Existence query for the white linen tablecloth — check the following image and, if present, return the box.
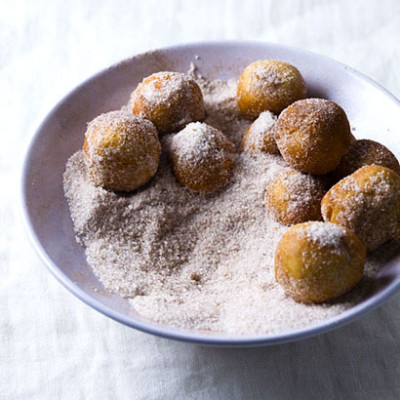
[2,0,400,398]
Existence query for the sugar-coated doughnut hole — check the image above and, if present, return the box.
[170,122,236,193]
[266,169,328,225]
[130,71,205,134]
[83,111,161,192]
[241,111,279,154]
[275,98,353,175]
[331,139,400,182]
[322,165,400,251]
[275,221,365,303]
[237,60,306,118]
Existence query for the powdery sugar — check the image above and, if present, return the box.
[64,75,390,335]
[131,71,194,106]
[169,122,235,164]
[302,222,346,249]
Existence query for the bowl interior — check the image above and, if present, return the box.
[22,42,400,346]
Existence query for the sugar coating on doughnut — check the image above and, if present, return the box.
[331,139,400,181]
[275,221,365,303]
[130,71,205,134]
[237,60,307,118]
[241,111,279,154]
[265,169,327,225]
[83,111,161,192]
[322,165,400,251]
[169,122,236,193]
[275,98,352,175]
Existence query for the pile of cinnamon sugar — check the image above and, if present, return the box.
[63,71,392,335]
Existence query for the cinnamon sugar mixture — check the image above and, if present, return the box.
[63,74,391,335]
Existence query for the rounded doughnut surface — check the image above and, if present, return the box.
[265,169,327,225]
[237,60,306,118]
[131,71,205,134]
[322,165,400,251]
[275,98,352,175]
[331,139,400,181]
[241,111,279,154]
[170,122,236,193]
[275,221,365,303]
[83,111,161,192]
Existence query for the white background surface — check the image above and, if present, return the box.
[3,0,400,398]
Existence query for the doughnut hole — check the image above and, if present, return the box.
[83,111,161,192]
[237,60,306,118]
[275,98,352,175]
[275,221,365,303]
[170,122,236,193]
[130,71,205,134]
[241,111,279,154]
[331,139,400,182]
[266,169,328,225]
[322,165,400,251]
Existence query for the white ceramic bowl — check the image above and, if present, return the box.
[21,41,400,346]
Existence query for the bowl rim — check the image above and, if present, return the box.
[20,40,400,347]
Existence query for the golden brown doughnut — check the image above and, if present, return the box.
[331,139,400,181]
[237,60,306,118]
[241,111,279,154]
[83,111,161,192]
[265,169,327,225]
[130,71,205,134]
[170,122,236,193]
[322,165,400,251]
[275,221,365,303]
[275,98,352,175]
